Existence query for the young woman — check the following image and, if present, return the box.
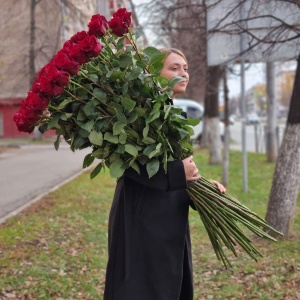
[104,48,226,300]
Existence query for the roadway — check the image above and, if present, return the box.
[228,120,285,153]
[0,142,92,223]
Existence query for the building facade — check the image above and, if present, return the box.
[0,0,139,138]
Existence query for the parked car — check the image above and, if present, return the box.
[173,98,224,142]
[246,112,260,125]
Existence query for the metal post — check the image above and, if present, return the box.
[266,61,278,161]
[240,0,248,192]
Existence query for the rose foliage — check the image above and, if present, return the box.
[14,8,282,268]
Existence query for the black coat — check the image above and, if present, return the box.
[104,160,194,300]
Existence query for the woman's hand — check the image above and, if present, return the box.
[182,155,201,181]
[210,180,227,193]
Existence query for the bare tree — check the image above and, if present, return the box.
[206,0,300,235]
[135,0,207,102]
[265,54,300,237]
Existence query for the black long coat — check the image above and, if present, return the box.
[103,160,194,300]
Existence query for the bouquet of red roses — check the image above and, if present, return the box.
[14,8,281,269]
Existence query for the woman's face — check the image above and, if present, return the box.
[160,52,189,98]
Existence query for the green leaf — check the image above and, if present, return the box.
[126,66,143,80]
[119,54,133,68]
[48,117,59,129]
[122,82,129,95]
[143,46,164,59]
[77,90,88,99]
[93,88,107,101]
[81,120,94,132]
[113,121,126,135]
[83,99,97,116]
[109,159,125,178]
[164,105,172,120]
[126,110,138,124]
[149,61,164,74]
[143,144,156,156]
[149,52,166,65]
[143,124,149,138]
[117,36,126,51]
[90,162,103,179]
[78,128,90,138]
[130,161,140,174]
[91,148,106,159]
[146,159,160,178]
[54,135,60,150]
[135,107,148,116]
[88,130,103,146]
[110,70,125,80]
[64,113,73,119]
[142,136,156,144]
[83,153,95,168]
[126,129,139,140]
[73,136,88,149]
[149,143,162,159]
[88,73,98,82]
[168,76,185,88]
[39,123,48,134]
[136,60,147,70]
[146,110,160,123]
[58,98,73,109]
[119,132,127,144]
[187,117,200,126]
[122,96,136,112]
[104,132,119,144]
[115,110,127,123]
[77,109,87,122]
[125,144,138,157]
[115,144,125,154]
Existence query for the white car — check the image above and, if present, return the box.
[173,98,224,142]
[246,112,260,125]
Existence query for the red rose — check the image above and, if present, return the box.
[88,14,108,37]
[62,31,89,54]
[77,35,103,58]
[69,31,89,45]
[14,101,40,133]
[108,8,132,37]
[69,45,89,64]
[33,63,69,97]
[26,91,49,111]
[53,49,81,75]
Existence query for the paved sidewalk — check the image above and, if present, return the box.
[0,142,92,224]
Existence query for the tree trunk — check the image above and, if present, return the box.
[265,55,300,237]
[202,65,222,164]
[207,117,221,164]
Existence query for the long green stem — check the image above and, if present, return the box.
[186,176,283,268]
